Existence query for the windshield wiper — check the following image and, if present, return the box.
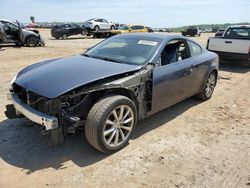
[93,56,124,64]
[82,54,124,64]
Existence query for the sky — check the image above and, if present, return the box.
[0,0,249,27]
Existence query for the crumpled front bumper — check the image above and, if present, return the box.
[10,93,58,130]
[38,35,45,46]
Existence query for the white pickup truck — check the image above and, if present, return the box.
[207,25,250,66]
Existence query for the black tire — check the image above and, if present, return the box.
[25,36,38,47]
[55,36,60,39]
[94,25,100,31]
[15,42,22,46]
[196,71,217,100]
[62,34,67,40]
[81,30,87,35]
[110,25,115,30]
[85,95,137,153]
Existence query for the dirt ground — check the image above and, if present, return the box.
[0,30,249,188]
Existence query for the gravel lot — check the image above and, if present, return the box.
[0,30,249,188]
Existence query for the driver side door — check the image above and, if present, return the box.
[1,21,20,42]
[151,39,198,114]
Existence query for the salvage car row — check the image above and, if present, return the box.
[0,18,153,45]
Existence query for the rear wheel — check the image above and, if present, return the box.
[196,72,217,100]
[110,25,115,30]
[55,36,60,39]
[85,95,137,153]
[26,36,38,47]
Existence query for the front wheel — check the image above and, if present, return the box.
[85,95,137,153]
[94,25,100,31]
[196,72,217,100]
[62,34,67,40]
[81,30,87,35]
[25,36,38,47]
[110,25,115,30]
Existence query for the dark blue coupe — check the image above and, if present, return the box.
[6,33,219,153]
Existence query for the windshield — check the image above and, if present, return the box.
[85,36,160,65]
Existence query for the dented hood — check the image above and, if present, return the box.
[15,55,142,98]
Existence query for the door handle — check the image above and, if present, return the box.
[225,41,232,44]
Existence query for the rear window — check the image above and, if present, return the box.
[225,28,250,39]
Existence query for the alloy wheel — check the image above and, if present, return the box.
[103,105,134,147]
[205,73,216,98]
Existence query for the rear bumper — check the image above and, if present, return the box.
[210,51,250,62]
[10,93,58,130]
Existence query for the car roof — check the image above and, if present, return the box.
[113,33,203,48]
[116,33,186,41]
[0,19,18,26]
[0,19,11,22]
[0,19,15,23]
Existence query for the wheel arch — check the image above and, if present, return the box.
[201,67,218,91]
[24,34,36,42]
[93,87,139,110]
[94,25,100,29]
[76,87,140,120]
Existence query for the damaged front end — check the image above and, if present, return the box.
[5,64,154,146]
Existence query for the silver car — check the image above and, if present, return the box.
[83,18,115,31]
[0,19,45,47]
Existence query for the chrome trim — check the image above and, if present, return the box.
[11,93,58,130]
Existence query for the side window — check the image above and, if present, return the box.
[0,22,3,31]
[161,40,190,66]
[1,21,19,34]
[102,19,108,23]
[187,41,202,57]
[70,23,74,27]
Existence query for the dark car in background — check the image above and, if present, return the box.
[146,27,154,33]
[6,33,218,153]
[182,27,201,37]
[51,23,86,39]
[215,29,225,37]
